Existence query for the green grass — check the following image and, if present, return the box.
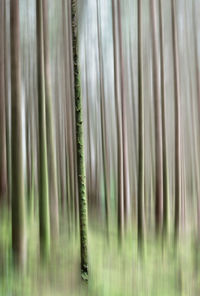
[0,211,199,296]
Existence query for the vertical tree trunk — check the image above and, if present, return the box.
[117,0,130,228]
[137,0,145,244]
[171,0,181,240]
[10,0,26,268]
[84,34,92,212]
[192,0,200,238]
[42,0,59,240]
[97,0,109,237]
[36,0,50,258]
[159,0,169,236]
[112,0,124,244]
[0,0,7,203]
[71,0,88,279]
[151,0,163,235]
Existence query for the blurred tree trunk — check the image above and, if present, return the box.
[4,0,11,207]
[192,0,200,238]
[84,35,92,212]
[151,0,163,235]
[10,0,26,268]
[71,0,88,279]
[112,0,124,243]
[42,0,59,240]
[97,0,109,237]
[137,0,145,244]
[171,0,181,240]
[159,0,169,236]
[117,0,130,228]
[36,0,50,258]
[62,0,72,220]
[64,0,79,231]
[0,0,7,203]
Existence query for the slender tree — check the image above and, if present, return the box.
[137,0,145,244]
[71,0,88,279]
[117,0,130,228]
[10,0,26,267]
[42,0,59,239]
[192,0,200,238]
[97,0,109,236]
[171,0,181,239]
[151,0,163,235]
[112,0,124,244]
[36,0,50,258]
[0,0,7,203]
[159,0,169,236]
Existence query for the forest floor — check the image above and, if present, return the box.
[0,213,200,296]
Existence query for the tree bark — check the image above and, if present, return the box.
[71,0,88,279]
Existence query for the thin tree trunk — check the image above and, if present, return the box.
[137,0,145,244]
[36,0,50,258]
[117,0,130,228]
[42,0,59,240]
[97,0,109,237]
[151,0,163,235]
[171,0,181,240]
[0,0,7,203]
[71,0,88,279]
[10,0,26,268]
[112,0,124,244]
[159,0,169,236]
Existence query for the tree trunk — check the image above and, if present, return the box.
[117,0,130,229]
[36,0,50,258]
[151,0,163,235]
[137,0,145,244]
[0,0,7,203]
[71,0,88,280]
[112,0,124,244]
[159,0,169,236]
[10,0,26,268]
[171,0,181,240]
[97,0,109,237]
[42,0,59,240]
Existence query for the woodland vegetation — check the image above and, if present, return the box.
[0,0,200,295]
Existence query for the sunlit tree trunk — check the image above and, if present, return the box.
[171,0,181,240]
[10,0,26,268]
[151,0,163,235]
[71,0,88,279]
[36,0,50,258]
[0,0,7,203]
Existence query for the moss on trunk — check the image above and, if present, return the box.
[71,0,88,280]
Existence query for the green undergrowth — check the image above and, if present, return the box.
[0,211,199,295]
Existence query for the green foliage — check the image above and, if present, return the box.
[0,214,199,295]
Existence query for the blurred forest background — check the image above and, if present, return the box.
[1,0,200,295]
